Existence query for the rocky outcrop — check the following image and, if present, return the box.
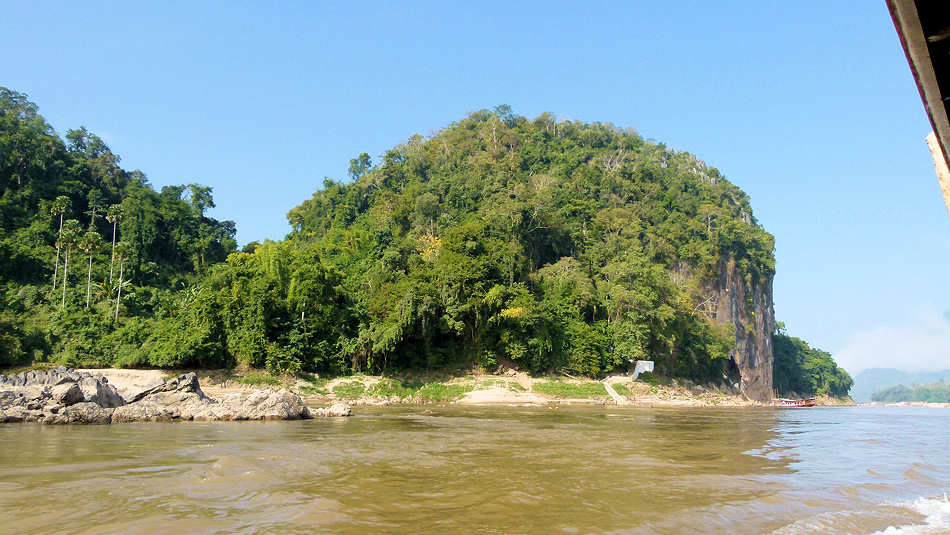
[312,402,353,417]
[0,367,125,424]
[111,375,315,422]
[0,368,340,424]
[710,257,775,401]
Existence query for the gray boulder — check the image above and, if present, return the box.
[77,376,124,408]
[114,373,312,421]
[127,372,205,403]
[64,402,114,424]
[3,405,42,423]
[1,369,320,424]
[313,402,352,417]
[51,383,84,406]
[205,389,313,420]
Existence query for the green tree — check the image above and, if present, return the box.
[113,241,129,321]
[106,204,123,283]
[348,152,372,180]
[50,195,71,289]
[58,219,82,308]
[773,333,852,397]
[78,229,103,307]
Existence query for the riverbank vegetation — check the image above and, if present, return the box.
[772,331,852,398]
[1,88,851,396]
[871,381,950,403]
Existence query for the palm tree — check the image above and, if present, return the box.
[58,219,81,308]
[106,204,123,283]
[78,230,103,307]
[113,241,129,321]
[50,196,71,289]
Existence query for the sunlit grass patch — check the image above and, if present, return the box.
[532,381,607,398]
[612,383,631,397]
[332,380,366,399]
[417,382,474,402]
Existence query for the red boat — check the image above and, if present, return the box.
[774,397,817,408]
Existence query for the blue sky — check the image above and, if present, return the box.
[3,1,949,373]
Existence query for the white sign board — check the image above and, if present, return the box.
[633,360,654,380]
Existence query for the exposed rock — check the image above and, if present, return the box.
[127,372,205,403]
[64,402,113,424]
[208,389,313,420]
[51,383,84,406]
[111,400,181,423]
[312,402,352,417]
[3,405,41,423]
[0,369,322,424]
[710,256,775,401]
[113,377,311,422]
[77,376,125,408]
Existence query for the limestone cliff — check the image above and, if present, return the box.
[710,257,775,401]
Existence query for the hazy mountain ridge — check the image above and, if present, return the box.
[851,368,950,402]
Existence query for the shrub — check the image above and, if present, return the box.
[368,378,419,399]
[637,371,659,386]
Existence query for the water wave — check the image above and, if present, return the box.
[874,495,950,535]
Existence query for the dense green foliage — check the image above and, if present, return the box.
[3,89,846,386]
[279,106,775,379]
[871,381,950,403]
[772,332,853,397]
[0,87,237,367]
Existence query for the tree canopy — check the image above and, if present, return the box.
[280,108,775,379]
[0,88,848,393]
[0,87,237,368]
[772,331,853,397]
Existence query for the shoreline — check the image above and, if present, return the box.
[857,401,950,408]
[75,368,855,409]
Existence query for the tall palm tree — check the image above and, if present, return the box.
[58,219,81,308]
[78,229,103,307]
[113,241,129,321]
[50,196,71,289]
[106,204,123,283]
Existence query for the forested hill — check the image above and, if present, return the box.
[283,107,777,386]
[1,89,851,398]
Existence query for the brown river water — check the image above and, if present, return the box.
[0,406,948,534]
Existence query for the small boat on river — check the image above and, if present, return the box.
[774,397,817,408]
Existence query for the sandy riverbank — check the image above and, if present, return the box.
[73,368,810,408]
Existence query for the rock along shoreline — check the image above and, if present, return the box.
[0,367,351,424]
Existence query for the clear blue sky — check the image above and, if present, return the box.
[4,1,949,373]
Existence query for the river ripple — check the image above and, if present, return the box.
[0,406,947,534]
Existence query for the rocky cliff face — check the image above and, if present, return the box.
[711,257,775,401]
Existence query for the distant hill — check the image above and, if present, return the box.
[871,381,950,403]
[851,368,950,402]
